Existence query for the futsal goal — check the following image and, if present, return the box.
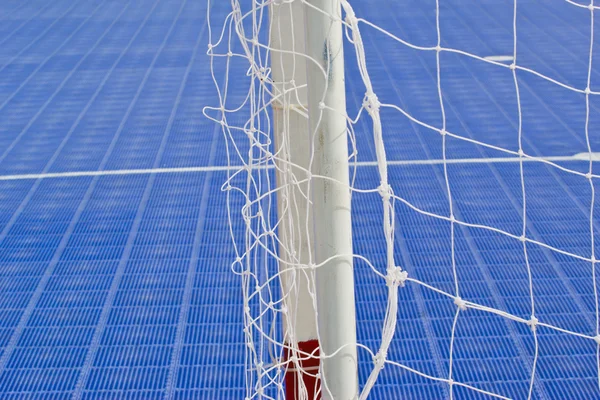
[205,0,600,399]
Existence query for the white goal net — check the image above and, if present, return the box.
[205,0,600,399]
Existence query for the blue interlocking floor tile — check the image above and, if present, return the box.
[0,0,600,398]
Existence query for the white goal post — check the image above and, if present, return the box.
[270,0,358,398]
[207,0,405,398]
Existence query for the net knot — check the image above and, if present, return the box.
[594,335,600,345]
[363,92,380,115]
[527,316,539,332]
[378,182,393,201]
[454,297,467,311]
[373,351,387,369]
[344,9,358,27]
[386,266,408,287]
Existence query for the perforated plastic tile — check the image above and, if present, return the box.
[0,0,599,398]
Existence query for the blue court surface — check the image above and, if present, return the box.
[0,0,600,398]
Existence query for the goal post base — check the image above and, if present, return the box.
[285,339,321,400]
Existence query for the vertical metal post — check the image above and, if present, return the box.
[270,1,321,399]
[304,0,359,398]
[271,0,358,398]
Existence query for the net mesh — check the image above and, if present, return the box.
[204,0,600,398]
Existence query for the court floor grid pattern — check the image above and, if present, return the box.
[0,0,599,398]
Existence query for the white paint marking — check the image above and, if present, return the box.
[483,55,514,62]
[0,166,240,181]
[0,153,597,182]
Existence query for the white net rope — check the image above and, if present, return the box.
[204,0,600,399]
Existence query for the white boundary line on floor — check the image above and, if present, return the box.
[0,153,596,181]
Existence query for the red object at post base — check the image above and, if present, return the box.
[284,339,321,400]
